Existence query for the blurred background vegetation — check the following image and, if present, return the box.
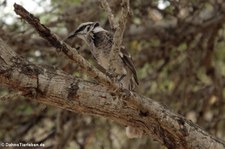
[0,0,225,148]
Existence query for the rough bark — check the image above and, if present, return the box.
[0,38,225,149]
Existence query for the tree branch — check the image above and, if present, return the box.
[101,0,131,75]
[0,38,225,149]
[100,0,116,29]
[111,0,130,52]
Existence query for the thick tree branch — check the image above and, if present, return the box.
[0,38,225,149]
[13,3,118,91]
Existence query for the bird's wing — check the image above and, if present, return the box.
[119,46,139,85]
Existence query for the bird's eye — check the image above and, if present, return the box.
[94,22,99,27]
[86,26,91,31]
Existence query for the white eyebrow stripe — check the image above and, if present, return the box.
[75,22,95,33]
[77,22,94,28]
[80,22,95,26]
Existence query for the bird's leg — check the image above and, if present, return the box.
[106,68,116,78]
[115,74,125,89]
[117,88,132,99]
[116,76,133,98]
[106,68,124,90]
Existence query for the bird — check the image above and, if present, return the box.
[65,22,142,138]
[65,22,138,90]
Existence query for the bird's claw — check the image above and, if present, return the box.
[106,69,116,78]
[117,88,132,99]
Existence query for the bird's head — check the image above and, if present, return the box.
[66,22,106,41]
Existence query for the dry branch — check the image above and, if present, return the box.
[100,0,116,29]
[101,0,131,75]
[111,0,130,54]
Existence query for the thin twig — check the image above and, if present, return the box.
[112,1,130,50]
[109,0,130,74]
[100,0,117,29]
[100,0,130,56]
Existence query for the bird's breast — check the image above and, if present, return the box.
[96,51,110,70]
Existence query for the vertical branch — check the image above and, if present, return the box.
[111,0,130,53]
[100,0,131,75]
[110,0,130,74]
[100,0,117,29]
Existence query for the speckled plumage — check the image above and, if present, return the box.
[66,22,138,90]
